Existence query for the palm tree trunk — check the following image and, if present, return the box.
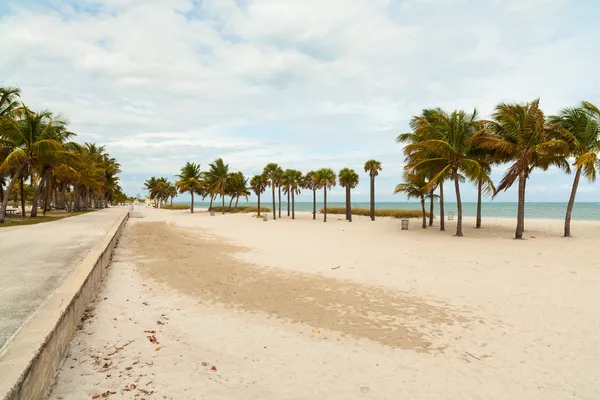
[42,180,52,216]
[257,193,261,217]
[515,171,527,239]
[0,181,3,204]
[170,197,173,206]
[61,185,67,210]
[323,187,328,222]
[0,165,25,224]
[476,179,483,228]
[428,189,434,226]
[421,197,426,229]
[278,185,281,218]
[439,181,445,231]
[348,187,353,222]
[292,190,295,219]
[31,170,50,217]
[0,165,25,223]
[271,185,276,220]
[369,175,375,221]
[345,186,350,221]
[20,175,26,216]
[312,188,316,220]
[453,169,463,237]
[190,191,194,213]
[228,196,234,210]
[235,196,239,208]
[475,179,483,229]
[221,187,225,214]
[209,195,213,211]
[287,191,290,216]
[564,166,581,237]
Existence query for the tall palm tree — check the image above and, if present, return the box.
[338,168,359,222]
[284,169,303,219]
[262,163,280,220]
[249,174,267,216]
[550,101,600,237]
[399,113,448,231]
[364,160,382,221]
[227,171,250,208]
[476,100,571,239]
[281,170,291,217]
[404,108,486,237]
[317,168,336,222]
[205,158,230,214]
[304,170,320,220]
[0,108,65,223]
[274,166,284,218]
[175,162,202,213]
[394,171,429,229]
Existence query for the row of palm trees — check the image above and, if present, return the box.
[397,99,600,238]
[146,159,384,222]
[0,86,125,223]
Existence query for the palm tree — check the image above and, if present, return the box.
[550,101,600,237]
[227,172,250,208]
[304,170,320,220]
[338,168,359,222]
[249,174,267,216]
[175,162,202,213]
[0,108,66,223]
[476,99,571,239]
[399,113,448,231]
[284,169,303,219]
[403,108,486,237]
[282,169,293,217]
[0,86,21,118]
[205,158,230,214]
[394,171,429,229]
[364,160,382,221]
[317,168,336,222]
[262,163,280,220]
[274,166,284,218]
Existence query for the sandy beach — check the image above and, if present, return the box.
[49,209,600,399]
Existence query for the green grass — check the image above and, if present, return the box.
[0,210,93,228]
[162,204,191,210]
[210,206,271,214]
[320,207,428,219]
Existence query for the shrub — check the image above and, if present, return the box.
[210,206,271,214]
[319,207,428,219]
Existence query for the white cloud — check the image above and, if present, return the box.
[1,0,598,202]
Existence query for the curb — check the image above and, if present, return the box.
[0,210,129,400]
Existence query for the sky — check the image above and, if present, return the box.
[1,0,599,203]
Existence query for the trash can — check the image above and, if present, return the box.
[401,219,409,230]
[210,210,215,216]
[263,215,268,221]
[448,212,454,220]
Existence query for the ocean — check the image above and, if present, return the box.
[176,201,600,221]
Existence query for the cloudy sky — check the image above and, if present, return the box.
[1,0,599,203]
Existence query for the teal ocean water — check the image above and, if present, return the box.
[179,201,600,221]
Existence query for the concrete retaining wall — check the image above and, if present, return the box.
[0,211,129,400]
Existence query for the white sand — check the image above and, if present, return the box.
[49,209,600,399]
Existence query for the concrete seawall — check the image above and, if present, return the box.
[0,210,129,400]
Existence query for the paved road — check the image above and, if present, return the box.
[0,208,128,350]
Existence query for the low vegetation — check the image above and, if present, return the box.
[161,204,191,210]
[320,207,427,219]
[211,206,271,214]
[0,211,92,228]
